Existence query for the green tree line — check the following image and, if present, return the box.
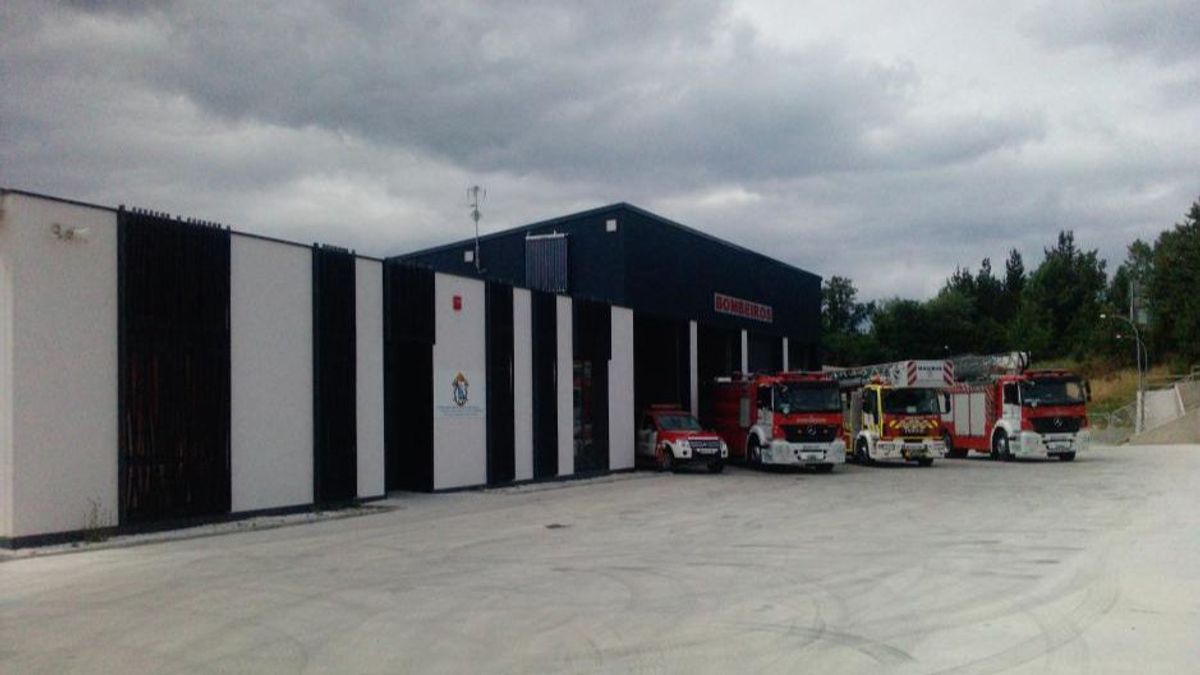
[822,196,1200,369]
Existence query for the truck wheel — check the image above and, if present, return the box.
[991,432,1006,461]
[944,432,966,459]
[746,438,762,467]
[657,445,672,472]
[854,439,871,465]
[1059,452,1076,462]
[708,460,725,474]
[916,458,934,467]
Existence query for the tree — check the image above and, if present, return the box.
[822,275,871,334]
[1000,248,1025,324]
[821,275,879,365]
[1148,198,1200,362]
[1019,231,1108,360]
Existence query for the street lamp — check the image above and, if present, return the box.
[1100,313,1146,433]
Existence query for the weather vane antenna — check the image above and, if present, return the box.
[468,185,486,273]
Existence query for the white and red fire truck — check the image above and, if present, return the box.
[829,360,952,466]
[710,372,845,472]
[636,405,728,473]
[942,352,1091,461]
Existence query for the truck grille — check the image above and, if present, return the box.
[782,425,839,443]
[1030,416,1082,434]
[689,438,722,452]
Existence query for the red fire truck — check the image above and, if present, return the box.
[710,372,845,472]
[829,360,952,466]
[942,352,1091,461]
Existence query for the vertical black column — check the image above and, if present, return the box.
[531,291,558,479]
[118,208,231,525]
[313,245,357,503]
[383,262,435,492]
[572,299,611,474]
[486,282,516,485]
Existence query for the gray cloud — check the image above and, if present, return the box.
[1,0,1197,301]
[1022,0,1200,64]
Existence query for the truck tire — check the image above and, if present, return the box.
[1059,452,1076,462]
[991,432,1006,461]
[746,437,762,467]
[657,445,672,472]
[854,439,871,465]
[916,458,934,467]
[944,432,967,459]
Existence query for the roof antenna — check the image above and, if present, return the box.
[468,185,486,273]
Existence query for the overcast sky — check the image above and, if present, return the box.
[2,1,1197,299]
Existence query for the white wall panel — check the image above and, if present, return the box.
[609,306,635,471]
[556,295,574,476]
[433,274,487,490]
[0,194,118,538]
[356,259,385,499]
[230,235,314,513]
[512,289,534,481]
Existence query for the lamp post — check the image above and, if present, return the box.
[1101,313,1146,433]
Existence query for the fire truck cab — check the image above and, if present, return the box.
[943,353,1091,461]
[832,360,951,466]
[710,372,846,472]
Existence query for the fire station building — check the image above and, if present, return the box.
[0,190,820,547]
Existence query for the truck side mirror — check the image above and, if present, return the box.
[1084,380,1092,403]
[738,397,751,428]
[942,393,951,414]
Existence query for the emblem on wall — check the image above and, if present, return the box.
[452,372,470,407]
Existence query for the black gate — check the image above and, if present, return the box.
[486,282,516,485]
[384,262,435,492]
[531,291,558,478]
[118,208,231,525]
[313,245,357,503]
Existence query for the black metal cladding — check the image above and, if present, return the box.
[486,282,516,485]
[526,234,569,293]
[312,245,357,503]
[395,203,820,355]
[573,299,610,474]
[383,261,436,492]
[531,290,558,479]
[117,208,231,525]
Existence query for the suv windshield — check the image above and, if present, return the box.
[881,388,941,415]
[775,382,840,414]
[1019,378,1085,406]
[656,413,702,431]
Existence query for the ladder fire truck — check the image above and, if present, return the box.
[829,360,952,466]
[942,352,1091,461]
[710,372,845,472]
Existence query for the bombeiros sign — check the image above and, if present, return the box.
[713,292,773,323]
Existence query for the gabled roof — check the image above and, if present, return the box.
[392,201,817,280]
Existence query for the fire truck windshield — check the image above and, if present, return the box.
[656,413,703,431]
[881,388,941,415]
[774,383,840,414]
[1020,378,1085,406]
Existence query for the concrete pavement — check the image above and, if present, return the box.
[2,445,1199,673]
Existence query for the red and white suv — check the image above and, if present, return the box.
[637,405,728,473]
